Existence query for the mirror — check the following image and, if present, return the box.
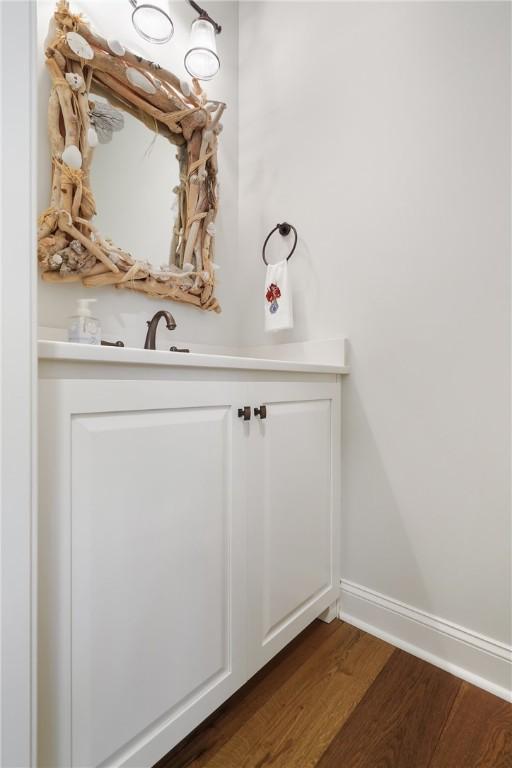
[37,0,225,313]
[91,102,180,268]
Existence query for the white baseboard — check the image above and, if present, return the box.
[340,579,512,702]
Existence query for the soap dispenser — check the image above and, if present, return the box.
[68,298,101,345]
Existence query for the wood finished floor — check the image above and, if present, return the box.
[156,620,512,768]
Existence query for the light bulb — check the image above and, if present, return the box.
[184,17,220,80]
[129,0,174,45]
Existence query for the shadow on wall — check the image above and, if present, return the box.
[339,342,479,666]
[341,353,432,612]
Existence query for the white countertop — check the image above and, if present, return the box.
[38,340,349,375]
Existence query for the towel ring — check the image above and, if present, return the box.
[262,222,298,266]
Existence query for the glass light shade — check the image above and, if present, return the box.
[131,2,174,44]
[184,17,220,80]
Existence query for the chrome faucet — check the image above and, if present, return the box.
[144,310,177,350]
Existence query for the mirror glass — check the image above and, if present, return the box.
[91,100,180,268]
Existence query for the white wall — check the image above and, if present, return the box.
[1,3,37,764]
[239,0,511,651]
[37,0,239,348]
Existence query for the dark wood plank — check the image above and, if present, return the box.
[204,623,392,768]
[157,628,510,768]
[156,619,341,768]
[429,682,512,768]
[158,620,392,768]
[317,649,462,768]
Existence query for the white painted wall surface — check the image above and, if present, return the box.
[37,0,239,348]
[1,2,37,764]
[239,1,511,649]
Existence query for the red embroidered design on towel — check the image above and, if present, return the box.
[266,282,281,314]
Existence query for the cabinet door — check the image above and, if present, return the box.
[39,379,247,768]
[246,381,340,674]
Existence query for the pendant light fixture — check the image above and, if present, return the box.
[184,0,222,81]
[129,0,174,45]
[128,0,221,81]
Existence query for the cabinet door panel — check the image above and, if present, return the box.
[248,385,340,673]
[72,407,230,767]
[39,381,246,768]
[261,400,331,634]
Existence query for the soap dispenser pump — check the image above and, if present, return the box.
[68,298,101,345]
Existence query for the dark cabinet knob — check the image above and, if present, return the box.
[254,405,267,419]
[238,406,251,421]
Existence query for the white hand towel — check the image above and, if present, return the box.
[264,259,293,332]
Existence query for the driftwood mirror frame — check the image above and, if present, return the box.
[38,1,224,313]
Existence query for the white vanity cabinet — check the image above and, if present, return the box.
[38,344,344,768]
